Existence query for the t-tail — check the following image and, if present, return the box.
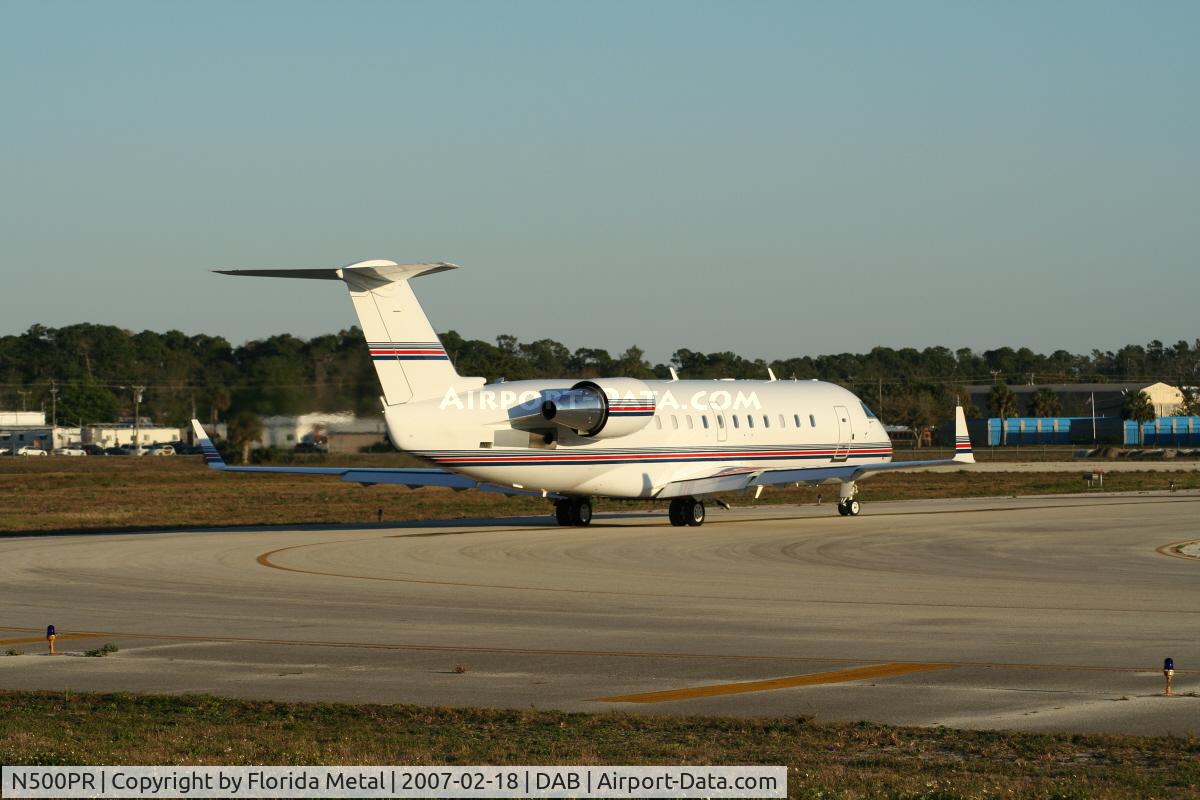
[216,260,481,406]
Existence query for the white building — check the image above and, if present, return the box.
[0,411,82,453]
[83,424,182,448]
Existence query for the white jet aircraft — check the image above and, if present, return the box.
[191,260,974,527]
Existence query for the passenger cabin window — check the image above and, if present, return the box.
[654,417,662,430]
[732,415,740,429]
[809,414,817,427]
[702,415,710,429]
[686,416,694,429]
[779,414,785,427]
[747,416,754,429]
[671,415,678,429]
[794,414,801,427]
[763,415,770,428]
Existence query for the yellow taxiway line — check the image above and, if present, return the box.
[0,633,104,646]
[595,662,955,703]
[1156,539,1200,560]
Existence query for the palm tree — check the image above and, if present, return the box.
[1121,389,1155,446]
[1029,388,1062,418]
[989,382,1019,445]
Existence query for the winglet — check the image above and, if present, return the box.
[952,405,975,464]
[191,419,227,469]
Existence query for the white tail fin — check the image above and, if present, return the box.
[217,260,474,405]
[952,404,975,464]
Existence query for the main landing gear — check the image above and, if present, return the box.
[554,497,592,526]
[836,481,861,516]
[667,497,706,527]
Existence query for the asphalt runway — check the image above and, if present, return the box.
[2,492,1198,735]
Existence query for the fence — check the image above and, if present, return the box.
[963,416,1200,446]
[1125,416,1200,446]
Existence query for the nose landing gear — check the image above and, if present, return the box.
[836,481,861,516]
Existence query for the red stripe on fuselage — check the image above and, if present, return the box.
[430,448,893,464]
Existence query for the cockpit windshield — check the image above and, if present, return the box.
[861,402,878,419]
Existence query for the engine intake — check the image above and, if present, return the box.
[541,379,656,439]
[541,386,606,435]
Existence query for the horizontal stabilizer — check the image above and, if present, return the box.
[216,260,458,287]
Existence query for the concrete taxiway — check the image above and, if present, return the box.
[1,492,1198,735]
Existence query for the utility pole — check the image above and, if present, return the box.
[133,385,145,453]
[17,389,30,412]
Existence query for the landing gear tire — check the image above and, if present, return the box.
[837,499,861,517]
[668,499,687,527]
[569,498,592,526]
[554,500,572,526]
[684,498,705,527]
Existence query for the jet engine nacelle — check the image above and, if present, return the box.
[541,378,656,439]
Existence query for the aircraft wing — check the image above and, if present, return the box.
[190,420,554,498]
[656,405,975,499]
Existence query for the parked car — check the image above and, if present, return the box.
[81,444,107,456]
[147,444,175,456]
[105,446,128,456]
[16,447,49,456]
[52,447,87,456]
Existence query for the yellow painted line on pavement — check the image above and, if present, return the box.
[0,633,104,646]
[596,662,954,704]
[1156,539,1200,560]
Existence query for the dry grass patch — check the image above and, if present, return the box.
[0,456,1197,536]
[0,691,1197,798]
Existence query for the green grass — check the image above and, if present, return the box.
[83,642,120,657]
[0,457,1197,535]
[0,691,1197,798]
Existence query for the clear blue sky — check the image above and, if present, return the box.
[3,1,1196,363]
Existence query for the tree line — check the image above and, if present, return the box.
[1,323,1197,431]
